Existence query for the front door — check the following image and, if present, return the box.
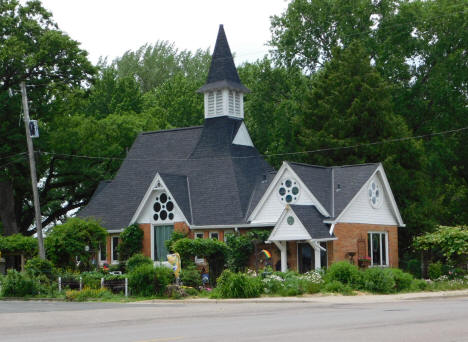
[298,243,314,273]
[154,225,173,261]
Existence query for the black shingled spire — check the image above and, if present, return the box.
[197,25,250,93]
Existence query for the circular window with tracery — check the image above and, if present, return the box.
[153,192,175,221]
[368,180,382,208]
[278,178,300,204]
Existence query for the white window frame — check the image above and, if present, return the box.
[368,231,389,267]
[223,230,234,243]
[209,231,220,240]
[99,243,107,264]
[195,232,205,264]
[111,236,119,264]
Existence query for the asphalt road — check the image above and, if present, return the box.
[1,296,467,342]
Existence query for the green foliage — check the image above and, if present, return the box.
[65,287,113,302]
[172,238,228,284]
[45,218,107,270]
[414,226,468,265]
[24,257,55,280]
[180,264,201,288]
[385,268,414,292]
[361,267,396,294]
[216,270,263,298]
[428,262,444,281]
[128,264,174,297]
[164,231,187,253]
[0,234,37,257]
[322,280,354,296]
[226,234,253,272]
[325,262,362,288]
[80,271,103,289]
[0,269,38,297]
[126,253,153,273]
[405,259,422,279]
[118,224,144,262]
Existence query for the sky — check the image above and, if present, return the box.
[39,0,290,65]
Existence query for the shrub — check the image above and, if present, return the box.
[325,261,361,288]
[405,259,422,278]
[362,267,395,294]
[0,270,39,297]
[118,224,144,262]
[386,268,414,292]
[216,270,263,298]
[180,264,201,288]
[164,231,187,253]
[65,287,113,302]
[25,257,55,280]
[226,234,253,272]
[428,262,443,280]
[410,279,430,291]
[126,253,153,273]
[0,234,37,257]
[322,280,354,295]
[128,264,174,297]
[81,271,104,289]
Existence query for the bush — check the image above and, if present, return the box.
[386,268,414,292]
[428,262,443,280]
[362,267,395,293]
[405,259,422,278]
[126,253,153,273]
[226,234,253,272]
[0,234,37,257]
[65,287,113,302]
[81,271,104,289]
[118,224,144,262]
[0,270,39,297]
[216,270,263,298]
[180,265,201,288]
[128,264,174,297]
[322,280,354,295]
[325,261,361,288]
[410,279,430,291]
[25,257,55,280]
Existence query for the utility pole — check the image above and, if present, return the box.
[20,81,45,259]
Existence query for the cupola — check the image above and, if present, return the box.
[197,25,250,119]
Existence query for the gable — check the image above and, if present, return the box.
[268,208,312,241]
[338,170,400,226]
[131,174,187,226]
[232,122,254,147]
[250,164,329,224]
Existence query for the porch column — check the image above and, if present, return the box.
[273,241,287,272]
[308,240,324,270]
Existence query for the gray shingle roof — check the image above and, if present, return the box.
[288,162,379,219]
[290,205,335,240]
[79,117,273,230]
[197,25,249,93]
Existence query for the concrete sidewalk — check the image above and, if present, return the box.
[134,289,468,305]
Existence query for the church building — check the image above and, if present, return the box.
[79,25,404,272]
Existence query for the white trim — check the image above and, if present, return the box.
[150,225,155,260]
[209,231,220,240]
[248,162,330,222]
[223,230,235,242]
[329,164,405,227]
[368,231,390,267]
[190,222,275,230]
[129,172,189,226]
[111,235,119,264]
[107,229,123,234]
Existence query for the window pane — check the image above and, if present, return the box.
[100,243,106,261]
[381,233,387,265]
[372,234,380,265]
[210,233,219,240]
[112,237,119,261]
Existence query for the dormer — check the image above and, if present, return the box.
[197,25,250,119]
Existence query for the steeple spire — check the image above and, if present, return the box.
[198,25,249,119]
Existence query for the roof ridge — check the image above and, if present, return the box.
[287,161,330,169]
[332,162,380,168]
[288,161,380,169]
[141,125,203,135]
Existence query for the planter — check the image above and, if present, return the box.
[358,259,371,268]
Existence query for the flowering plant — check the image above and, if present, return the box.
[359,256,371,262]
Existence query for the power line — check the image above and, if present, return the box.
[37,125,468,162]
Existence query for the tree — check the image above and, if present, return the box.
[0,0,94,235]
[44,218,107,270]
[118,224,144,262]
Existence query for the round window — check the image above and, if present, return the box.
[153,192,175,221]
[277,178,299,203]
[368,180,382,208]
[287,216,294,225]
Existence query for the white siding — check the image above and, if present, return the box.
[252,169,315,224]
[232,122,254,147]
[269,209,311,241]
[136,189,185,224]
[339,173,399,225]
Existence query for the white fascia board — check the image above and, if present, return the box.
[331,163,405,227]
[129,172,188,226]
[107,229,123,234]
[190,222,276,230]
[266,206,290,241]
[248,162,330,222]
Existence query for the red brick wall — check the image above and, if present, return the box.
[174,221,192,238]
[139,223,151,258]
[331,223,399,267]
[106,235,112,264]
